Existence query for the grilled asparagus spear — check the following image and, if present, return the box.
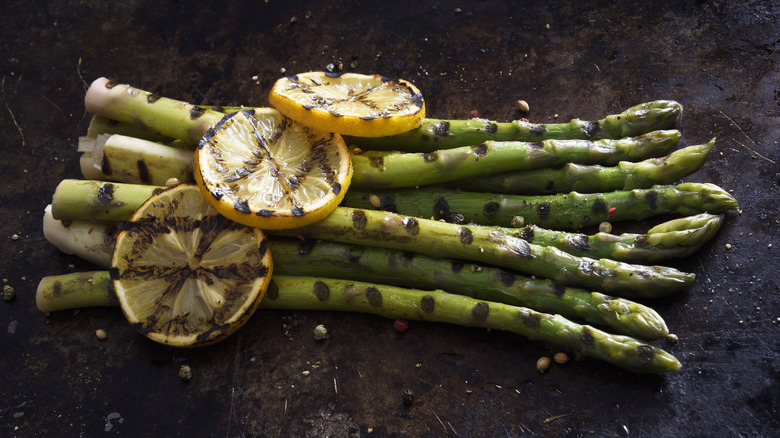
[349,130,680,189]
[449,141,714,195]
[84,77,223,145]
[345,182,738,229]
[49,179,724,265]
[514,213,723,263]
[41,209,669,339]
[75,131,690,192]
[36,272,681,373]
[49,180,696,297]
[342,100,683,152]
[84,78,681,154]
[276,207,696,298]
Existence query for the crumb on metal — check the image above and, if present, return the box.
[2,285,15,301]
[179,365,193,381]
[313,324,328,341]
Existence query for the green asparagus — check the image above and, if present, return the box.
[84,77,225,145]
[74,129,684,192]
[84,78,681,155]
[37,271,119,312]
[269,239,670,339]
[342,100,683,152]
[40,209,669,339]
[35,272,681,373]
[514,213,723,263]
[449,140,715,195]
[277,207,696,298]
[79,134,194,185]
[48,179,725,265]
[350,130,680,189]
[48,180,696,298]
[87,115,177,144]
[51,179,162,222]
[42,205,118,267]
[344,183,738,229]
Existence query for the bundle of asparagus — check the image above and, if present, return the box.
[37,82,738,374]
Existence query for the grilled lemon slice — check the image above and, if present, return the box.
[111,184,273,347]
[194,108,352,230]
[268,72,425,137]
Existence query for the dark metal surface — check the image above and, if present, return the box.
[2,1,778,436]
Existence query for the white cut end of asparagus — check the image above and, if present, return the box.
[43,205,113,268]
[84,77,113,115]
[78,134,110,180]
[43,205,75,254]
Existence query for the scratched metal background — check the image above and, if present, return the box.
[1,1,778,436]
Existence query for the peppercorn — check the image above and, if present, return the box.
[402,389,415,406]
[393,319,409,333]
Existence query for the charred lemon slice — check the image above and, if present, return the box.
[111,184,273,347]
[194,108,352,230]
[268,72,425,137]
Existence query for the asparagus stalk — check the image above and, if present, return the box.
[278,207,696,298]
[87,115,176,144]
[51,179,162,222]
[48,180,695,298]
[41,209,669,339]
[344,182,739,229]
[36,272,681,373]
[268,276,680,373]
[54,176,727,265]
[37,271,118,312]
[84,77,681,154]
[449,140,715,195]
[42,205,117,267]
[47,180,724,265]
[515,213,724,263]
[342,100,683,152]
[350,130,680,189]
[74,130,682,192]
[84,77,225,145]
[79,134,194,185]
[269,239,669,339]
